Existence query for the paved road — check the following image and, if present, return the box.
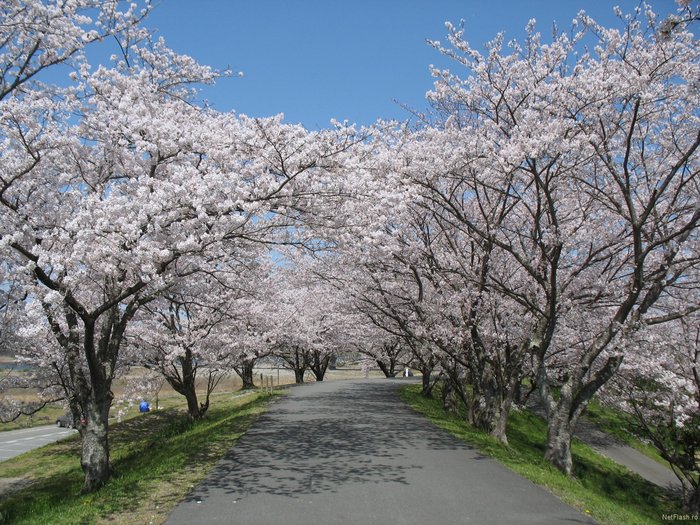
[0,425,76,462]
[167,379,595,525]
[575,420,680,490]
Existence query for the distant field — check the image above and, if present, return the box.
[1,364,388,431]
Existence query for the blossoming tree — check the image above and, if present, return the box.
[0,0,356,492]
[422,3,700,473]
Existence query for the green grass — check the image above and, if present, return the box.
[400,385,681,525]
[0,391,278,525]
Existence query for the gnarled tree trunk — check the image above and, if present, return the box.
[538,355,623,475]
[162,347,212,420]
[421,365,435,397]
[80,395,112,492]
[472,386,512,445]
[544,410,574,475]
[54,302,139,493]
[470,362,520,445]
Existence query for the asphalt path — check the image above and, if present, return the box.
[574,420,680,490]
[0,425,76,462]
[167,379,596,525]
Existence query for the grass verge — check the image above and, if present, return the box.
[0,391,278,525]
[400,384,681,525]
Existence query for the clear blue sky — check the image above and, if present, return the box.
[146,0,679,129]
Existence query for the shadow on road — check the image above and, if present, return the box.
[183,380,476,500]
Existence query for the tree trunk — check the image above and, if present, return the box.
[376,360,397,378]
[80,396,111,493]
[310,352,331,381]
[73,306,134,493]
[472,374,512,444]
[538,355,622,475]
[421,368,434,397]
[281,346,308,384]
[441,380,460,413]
[241,369,255,389]
[544,410,574,476]
[163,352,206,420]
[473,396,510,444]
[489,403,510,444]
[180,349,206,419]
[235,360,256,389]
[540,382,577,477]
[183,384,204,420]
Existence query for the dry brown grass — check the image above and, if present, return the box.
[1,365,387,431]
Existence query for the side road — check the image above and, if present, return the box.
[167,379,595,525]
[525,397,680,491]
[574,419,680,490]
[0,425,75,462]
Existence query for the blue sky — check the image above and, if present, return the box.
[146,1,679,129]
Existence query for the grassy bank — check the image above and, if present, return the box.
[0,391,277,525]
[400,384,680,525]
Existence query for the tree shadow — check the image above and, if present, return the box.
[183,380,476,501]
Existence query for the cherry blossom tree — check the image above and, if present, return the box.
[146,259,276,393]
[346,322,408,379]
[370,339,408,379]
[0,1,357,492]
[227,294,274,390]
[348,253,442,396]
[267,269,345,383]
[310,128,526,442]
[0,0,156,428]
[0,278,65,422]
[129,273,241,420]
[315,189,443,397]
[0,0,152,102]
[4,0,697,497]
[421,3,700,472]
